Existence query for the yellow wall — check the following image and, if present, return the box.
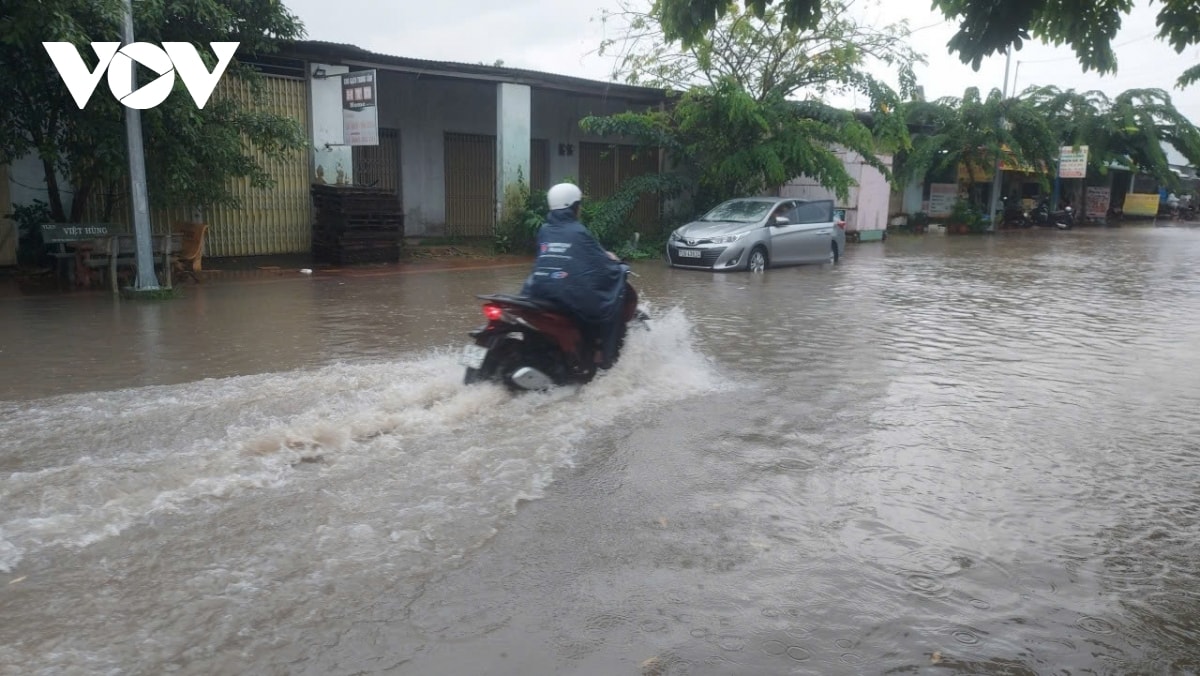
[1123,193,1160,217]
[84,75,312,257]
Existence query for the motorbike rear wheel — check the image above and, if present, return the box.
[470,337,569,392]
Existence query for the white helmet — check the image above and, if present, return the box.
[547,182,583,211]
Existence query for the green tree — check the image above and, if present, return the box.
[653,0,1200,88]
[597,0,923,104]
[0,0,308,223]
[1023,86,1200,190]
[896,87,1059,203]
[583,1,915,218]
[583,79,892,215]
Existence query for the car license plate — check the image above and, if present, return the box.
[678,248,701,258]
[460,344,488,369]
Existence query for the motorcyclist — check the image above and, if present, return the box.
[520,182,626,369]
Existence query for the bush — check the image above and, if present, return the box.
[948,198,986,233]
[7,200,53,267]
[493,170,547,254]
[494,172,684,260]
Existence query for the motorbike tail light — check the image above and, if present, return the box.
[483,304,504,321]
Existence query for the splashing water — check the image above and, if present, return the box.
[0,305,722,577]
[0,305,729,673]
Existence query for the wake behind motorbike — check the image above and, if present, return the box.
[459,265,649,391]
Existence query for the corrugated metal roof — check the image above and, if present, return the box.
[280,40,669,102]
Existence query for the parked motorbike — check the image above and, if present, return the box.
[1054,205,1075,229]
[1001,200,1030,228]
[459,264,649,391]
[1033,199,1075,230]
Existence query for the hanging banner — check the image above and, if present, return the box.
[928,183,958,217]
[1085,187,1110,218]
[342,69,379,146]
[1123,193,1160,217]
[1058,146,1089,178]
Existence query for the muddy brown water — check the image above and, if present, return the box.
[2,226,1199,674]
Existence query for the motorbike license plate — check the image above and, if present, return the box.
[678,248,701,258]
[460,344,488,369]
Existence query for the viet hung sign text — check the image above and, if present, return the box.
[43,42,239,110]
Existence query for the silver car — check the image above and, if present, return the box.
[665,197,846,272]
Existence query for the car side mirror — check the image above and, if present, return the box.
[774,216,789,225]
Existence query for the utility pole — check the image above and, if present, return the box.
[987,46,1013,233]
[119,0,161,291]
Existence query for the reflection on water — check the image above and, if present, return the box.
[2,227,1200,674]
[0,270,521,401]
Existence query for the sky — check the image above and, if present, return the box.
[281,0,1200,163]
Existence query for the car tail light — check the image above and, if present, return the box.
[483,304,504,321]
[836,220,846,230]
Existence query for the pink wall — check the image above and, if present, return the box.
[778,150,893,232]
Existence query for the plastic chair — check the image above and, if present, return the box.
[172,222,208,283]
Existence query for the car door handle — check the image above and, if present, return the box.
[816,230,831,235]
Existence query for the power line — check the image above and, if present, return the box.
[909,21,943,35]
[1014,31,1159,65]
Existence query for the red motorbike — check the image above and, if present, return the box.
[460,265,648,391]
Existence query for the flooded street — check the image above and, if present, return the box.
[2,227,1200,674]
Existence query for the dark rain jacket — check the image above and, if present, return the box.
[520,208,625,326]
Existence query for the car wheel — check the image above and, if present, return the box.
[830,242,840,264]
[748,247,768,273]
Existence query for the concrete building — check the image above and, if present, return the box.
[1,41,668,262]
[295,42,667,242]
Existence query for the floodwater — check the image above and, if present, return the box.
[2,226,1199,675]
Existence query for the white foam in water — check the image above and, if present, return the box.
[0,305,726,575]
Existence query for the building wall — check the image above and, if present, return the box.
[374,75,495,235]
[1,154,79,266]
[373,72,656,236]
[310,63,353,187]
[5,152,75,220]
[531,89,654,186]
[779,150,894,232]
[0,164,13,266]
[80,74,312,256]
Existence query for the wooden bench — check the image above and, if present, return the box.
[39,223,114,288]
[39,223,181,292]
[104,233,181,292]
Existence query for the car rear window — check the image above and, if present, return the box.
[792,201,833,224]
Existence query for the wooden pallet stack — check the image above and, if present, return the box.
[310,185,404,265]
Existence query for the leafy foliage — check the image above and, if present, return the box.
[586,1,913,220]
[895,87,1059,201]
[579,171,690,257]
[5,199,54,265]
[597,0,923,105]
[0,0,308,222]
[495,173,686,259]
[948,197,986,232]
[1023,85,1200,190]
[583,78,897,216]
[493,170,546,254]
[653,0,1200,88]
